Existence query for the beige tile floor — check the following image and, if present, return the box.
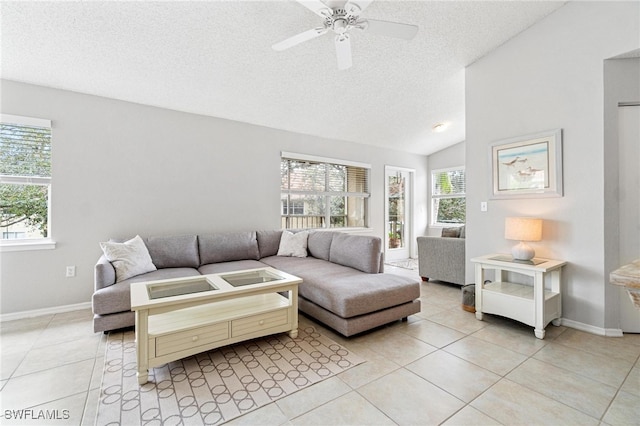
[1,265,639,425]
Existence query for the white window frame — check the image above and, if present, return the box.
[281,151,371,231]
[431,166,466,227]
[0,114,55,252]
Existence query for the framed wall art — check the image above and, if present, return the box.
[490,129,563,199]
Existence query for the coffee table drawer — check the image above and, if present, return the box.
[156,322,229,357]
[232,309,289,337]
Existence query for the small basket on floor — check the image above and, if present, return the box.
[461,284,475,313]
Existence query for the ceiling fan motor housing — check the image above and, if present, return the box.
[324,8,359,34]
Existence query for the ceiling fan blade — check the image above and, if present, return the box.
[334,35,352,70]
[272,27,327,51]
[363,19,418,40]
[296,0,333,18]
[344,0,374,16]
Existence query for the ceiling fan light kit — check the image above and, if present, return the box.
[272,0,419,70]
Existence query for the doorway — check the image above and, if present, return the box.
[385,166,414,261]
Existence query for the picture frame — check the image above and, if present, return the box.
[490,129,563,199]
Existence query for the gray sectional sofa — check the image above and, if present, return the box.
[93,230,421,336]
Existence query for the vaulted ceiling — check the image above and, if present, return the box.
[0,1,566,155]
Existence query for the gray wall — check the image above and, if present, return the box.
[465,1,639,333]
[426,141,465,236]
[0,80,428,315]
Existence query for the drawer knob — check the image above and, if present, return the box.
[192,336,199,342]
[259,320,265,326]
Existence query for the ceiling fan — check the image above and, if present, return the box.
[272,0,419,70]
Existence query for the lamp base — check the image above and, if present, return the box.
[512,241,535,261]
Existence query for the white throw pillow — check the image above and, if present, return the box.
[100,235,157,282]
[277,230,309,258]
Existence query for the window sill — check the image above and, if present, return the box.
[291,227,371,233]
[0,239,56,252]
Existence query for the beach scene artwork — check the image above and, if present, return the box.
[496,140,550,191]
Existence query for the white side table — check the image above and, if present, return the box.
[471,254,567,339]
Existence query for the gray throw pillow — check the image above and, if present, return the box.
[441,227,461,238]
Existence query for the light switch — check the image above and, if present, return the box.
[480,202,488,212]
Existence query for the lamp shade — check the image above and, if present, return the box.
[505,217,542,242]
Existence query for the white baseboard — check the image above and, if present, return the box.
[561,318,624,337]
[0,304,627,338]
[0,302,92,322]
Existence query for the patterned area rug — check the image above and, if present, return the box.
[96,326,364,425]
[386,258,419,271]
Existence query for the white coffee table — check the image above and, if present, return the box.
[130,267,301,384]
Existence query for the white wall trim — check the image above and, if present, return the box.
[0,239,56,252]
[281,151,371,169]
[0,113,51,128]
[560,318,624,337]
[0,302,91,322]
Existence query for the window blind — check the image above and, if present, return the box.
[433,168,465,197]
[281,157,370,196]
[0,122,51,178]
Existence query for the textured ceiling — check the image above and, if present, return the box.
[0,1,566,155]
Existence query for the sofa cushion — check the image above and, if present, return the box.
[144,234,200,268]
[92,267,200,315]
[329,233,381,274]
[198,231,260,265]
[99,235,157,282]
[277,230,309,257]
[256,230,282,258]
[261,255,419,318]
[307,231,337,261]
[307,272,420,318]
[198,260,267,275]
[260,255,341,281]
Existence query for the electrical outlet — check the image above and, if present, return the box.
[480,201,488,212]
[66,266,76,277]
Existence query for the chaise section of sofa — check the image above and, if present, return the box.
[261,231,420,336]
[93,230,421,336]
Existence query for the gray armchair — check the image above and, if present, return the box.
[417,230,466,285]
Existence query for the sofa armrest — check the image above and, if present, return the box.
[95,255,116,291]
[417,236,466,285]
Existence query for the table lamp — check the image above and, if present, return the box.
[505,217,543,261]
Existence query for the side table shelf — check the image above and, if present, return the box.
[471,254,567,339]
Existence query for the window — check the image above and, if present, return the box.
[0,114,52,243]
[282,199,304,215]
[431,167,465,225]
[281,152,370,230]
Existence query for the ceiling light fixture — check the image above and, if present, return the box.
[432,122,448,132]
